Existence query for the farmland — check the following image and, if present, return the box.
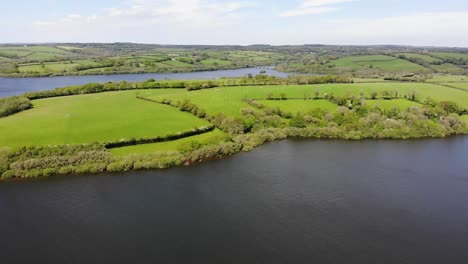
[0,90,209,148]
[111,129,227,155]
[148,83,468,116]
[0,76,467,179]
[442,83,468,92]
[329,55,431,72]
[1,43,468,77]
[0,44,288,77]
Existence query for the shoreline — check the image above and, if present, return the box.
[0,65,275,79]
[1,134,467,183]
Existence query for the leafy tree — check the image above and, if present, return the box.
[289,113,306,128]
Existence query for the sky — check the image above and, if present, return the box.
[2,0,468,47]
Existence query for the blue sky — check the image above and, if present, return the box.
[2,0,468,47]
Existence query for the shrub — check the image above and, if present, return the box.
[289,113,307,128]
[0,97,33,117]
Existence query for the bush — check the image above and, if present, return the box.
[0,96,32,117]
[289,113,307,128]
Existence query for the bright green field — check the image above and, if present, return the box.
[426,75,468,83]
[24,53,60,61]
[0,90,209,148]
[398,53,442,63]
[258,99,338,113]
[111,129,227,155]
[18,60,100,73]
[353,78,388,83]
[18,63,80,73]
[431,52,468,60]
[330,55,431,72]
[0,46,75,61]
[161,60,194,68]
[200,59,232,66]
[367,99,422,110]
[443,83,468,92]
[0,49,33,57]
[150,83,468,117]
[428,64,464,74]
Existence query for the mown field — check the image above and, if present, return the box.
[0,90,209,148]
[149,83,468,117]
[329,55,431,72]
[259,99,338,113]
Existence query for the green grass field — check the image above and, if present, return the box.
[426,75,468,83]
[200,59,232,66]
[353,78,388,83]
[397,53,442,63]
[330,55,431,72]
[24,53,60,61]
[430,52,468,60]
[150,83,468,117]
[0,46,76,61]
[0,90,209,148]
[161,60,195,68]
[442,83,468,92]
[111,129,227,155]
[258,99,338,113]
[18,60,101,73]
[428,63,464,74]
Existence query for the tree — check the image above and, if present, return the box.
[314,88,320,99]
[409,90,417,101]
[289,113,306,128]
[370,91,378,99]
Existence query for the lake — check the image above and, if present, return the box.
[0,67,288,97]
[1,138,467,263]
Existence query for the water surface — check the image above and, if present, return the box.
[1,138,467,263]
[0,67,288,97]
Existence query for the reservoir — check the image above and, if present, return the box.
[0,67,288,97]
[1,138,467,263]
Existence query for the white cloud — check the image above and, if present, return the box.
[20,1,468,48]
[280,0,354,17]
[313,12,468,47]
[32,0,252,41]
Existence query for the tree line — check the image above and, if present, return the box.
[22,74,352,100]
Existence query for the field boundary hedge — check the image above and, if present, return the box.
[104,125,215,149]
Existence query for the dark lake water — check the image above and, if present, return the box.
[0,67,288,97]
[1,138,467,264]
